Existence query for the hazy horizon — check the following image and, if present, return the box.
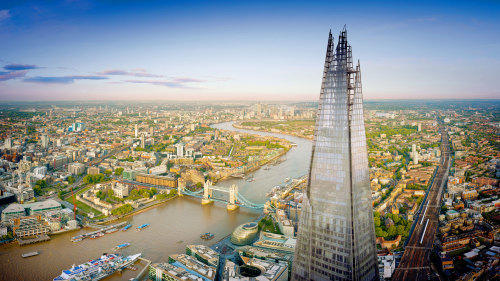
[1,0,499,101]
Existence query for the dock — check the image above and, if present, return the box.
[72,221,128,242]
[18,235,50,246]
[134,257,152,281]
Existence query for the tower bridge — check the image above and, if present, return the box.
[179,180,265,211]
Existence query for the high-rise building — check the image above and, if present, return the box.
[175,142,184,157]
[41,134,50,149]
[291,28,378,281]
[141,134,145,149]
[4,137,12,149]
[135,124,138,138]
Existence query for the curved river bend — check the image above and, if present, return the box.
[0,121,312,281]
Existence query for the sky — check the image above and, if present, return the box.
[0,0,499,101]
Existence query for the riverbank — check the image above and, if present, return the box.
[95,194,178,225]
[233,121,314,140]
[0,121,310,281]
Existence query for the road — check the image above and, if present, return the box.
[392,127,451,281]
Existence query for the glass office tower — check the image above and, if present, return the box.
[291,28,379,281]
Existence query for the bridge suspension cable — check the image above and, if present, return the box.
[237,193,265,209]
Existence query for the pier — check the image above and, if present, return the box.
[18,234,50,246]
[134,257,152,281]
[72,221,128,241]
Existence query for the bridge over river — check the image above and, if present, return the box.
[181,180,266,210]
[0,121,312,281]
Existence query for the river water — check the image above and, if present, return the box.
[0,121,312,281]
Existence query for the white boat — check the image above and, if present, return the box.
[53,253,141,281]
[22,251,39,258]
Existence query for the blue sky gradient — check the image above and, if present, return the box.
[0,0,499,100]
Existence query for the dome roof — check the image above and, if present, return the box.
[231,222,259,246]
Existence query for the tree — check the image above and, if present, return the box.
[111,204,134,216]
[392,215,401,224]
[36,180,47,188]
[114,167,124,176]
[396,225,405,236]
[374,216,381,227]
[104,170,112,176]
[67,176,75,184]
[58,190,66,200]
[33,185,42,195]
[417,197,424,205]
[387,225,397,237]
[375,227,387,237]
[83,175,92,184]
[96,190,105,200]
[196,182,203,189]
[167,162,173,170]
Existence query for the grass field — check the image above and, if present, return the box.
[66,194,103,217]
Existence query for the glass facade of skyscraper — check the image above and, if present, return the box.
[291,28,379,281]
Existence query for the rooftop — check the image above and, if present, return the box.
[2,199,61,215]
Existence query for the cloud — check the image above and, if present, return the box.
[98,69,162,78]
[0,70,28,81]
[172,77,205,83]
[24,75,108,84]
[125,77,205,88]
[0,9,10,21]
[4,64,39,71]
[126,79,186,88]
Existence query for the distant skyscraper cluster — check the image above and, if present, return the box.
[292,28,379,281]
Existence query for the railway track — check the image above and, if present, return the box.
[392,127,451,281]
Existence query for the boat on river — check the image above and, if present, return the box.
[71,235,84,243]
[136,224,149,231]
[105,228,118,234]
[53,253,141,281]
[90,232,104,239]
[22,251,39,258]
[121,224,132,231]
[200,232,214,240]
[115,243,130,250]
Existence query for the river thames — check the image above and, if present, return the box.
[0,121,312,281]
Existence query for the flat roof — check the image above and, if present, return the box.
[3,199,61,214]
[2,203,25,213]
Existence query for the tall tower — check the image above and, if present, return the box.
[41,134,49,149]
[291,28,379,281]
[141,134,145,149]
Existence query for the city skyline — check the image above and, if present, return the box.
[1,0,499,101]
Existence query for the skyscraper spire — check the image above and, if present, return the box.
[291,28,379,281]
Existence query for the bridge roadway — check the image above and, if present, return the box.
[392,128,450,281]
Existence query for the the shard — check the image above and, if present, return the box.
[291,28,379,281]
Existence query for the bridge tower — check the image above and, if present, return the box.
[177,181,185,196]
[227,184,239,211]
[201,180,213,205]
